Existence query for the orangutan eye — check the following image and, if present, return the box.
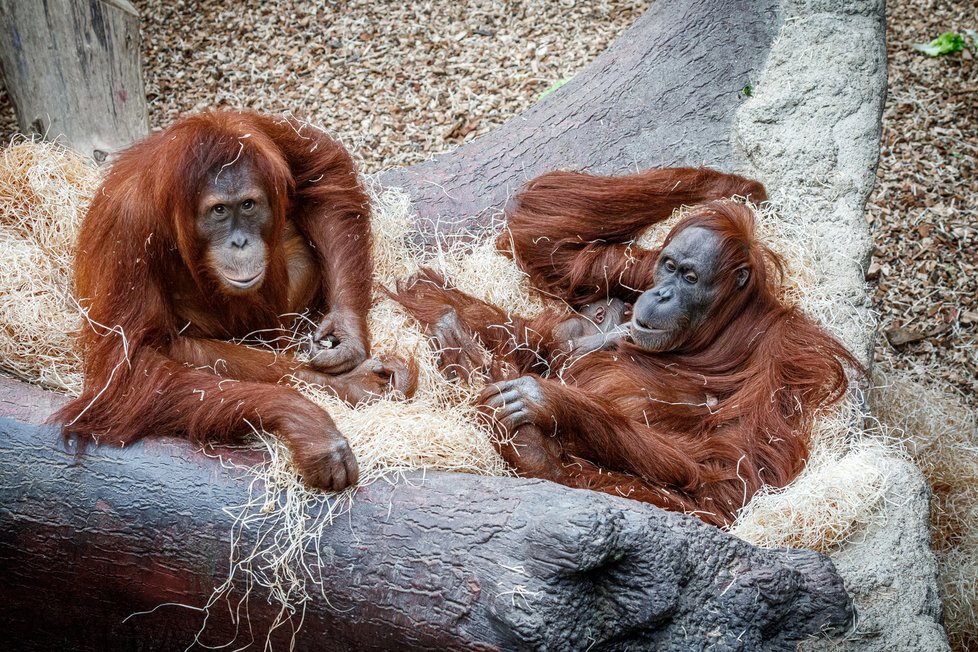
[241,199,255,211]
[664,259,677,272]
[684,271,698,284]
[213,204,228,217]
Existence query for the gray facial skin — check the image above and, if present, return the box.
[196,162,273,294]
[554,297,631,340]
[629,227,726,352]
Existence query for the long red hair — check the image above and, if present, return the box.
[57,111,368,446]
[396,167,861,526]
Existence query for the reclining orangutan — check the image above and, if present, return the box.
[395,167,861,527]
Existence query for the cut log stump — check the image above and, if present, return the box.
[0,0,148,160]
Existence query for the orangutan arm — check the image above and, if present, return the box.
[168,337,415,405]
[477,375,702,488]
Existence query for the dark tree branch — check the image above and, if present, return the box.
[0,405,852,651]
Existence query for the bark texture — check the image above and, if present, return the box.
[0,408,853,651]
[0,0,149,161]
[377,0,781,244]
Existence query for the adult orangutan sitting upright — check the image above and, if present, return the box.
[56,111,415,492]
[395,167,860,527]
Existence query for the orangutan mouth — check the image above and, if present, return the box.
[222,269,265,289]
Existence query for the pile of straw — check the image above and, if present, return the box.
[2,140,972,643]
[869,366,978,650]
[0,140,92,394]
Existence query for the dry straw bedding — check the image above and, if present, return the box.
[1,140,974,643]
[869,369,978,650]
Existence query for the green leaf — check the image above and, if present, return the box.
[740,83,754,97]
[539,78,569,100]
[913,32,966,57]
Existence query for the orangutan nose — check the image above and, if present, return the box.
[654,286,673,302]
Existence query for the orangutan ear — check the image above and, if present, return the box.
[735,267,750,289]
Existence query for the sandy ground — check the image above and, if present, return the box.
[0,0,974,409]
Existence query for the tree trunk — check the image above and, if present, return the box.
[0,394,853,651]
[0,0,148,161]
[377,0,781,245]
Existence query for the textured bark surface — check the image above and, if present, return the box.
[377,0,781,244]
[0,415,854,652]
[0,0,148,160]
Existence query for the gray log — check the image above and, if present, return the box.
[0,398,853,651]
[378,0,782,244]
[0,0,148,161]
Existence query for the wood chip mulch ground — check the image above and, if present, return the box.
[0,0,974,409]
[868,0,977,411]
[132,0,647,173]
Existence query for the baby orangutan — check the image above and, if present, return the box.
[419,297,631,383]
[551,298,632,360]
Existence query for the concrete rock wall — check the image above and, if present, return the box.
[734,0,948,648]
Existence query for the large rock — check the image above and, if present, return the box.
[801,459,948,651]
[733,1,948,648]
